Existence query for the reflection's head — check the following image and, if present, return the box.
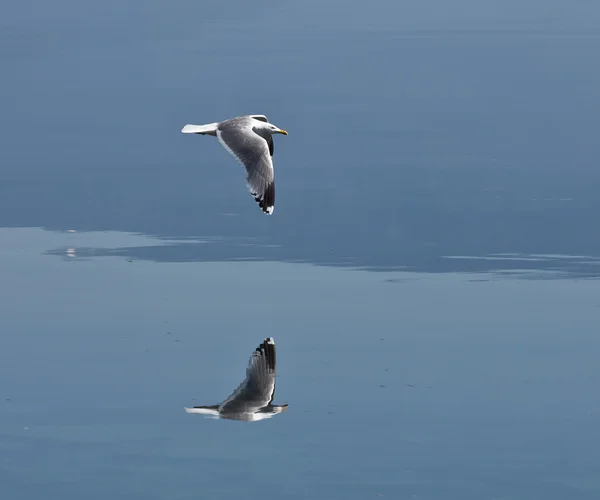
[274,404,289,413]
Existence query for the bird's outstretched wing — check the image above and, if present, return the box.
[216,120,275,214]
[218,337,277,413]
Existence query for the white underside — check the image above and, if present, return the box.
[184,407,281,421]
[244,412,278,421]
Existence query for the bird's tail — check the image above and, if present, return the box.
[184,405,220,415]
[181,123,218,136]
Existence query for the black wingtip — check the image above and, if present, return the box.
[256,337,276,371]
[254,182,275,215]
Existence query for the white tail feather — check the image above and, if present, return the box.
[181,123,218,134]
[184,407,220,415]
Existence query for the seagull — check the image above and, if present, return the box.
[184,337,289,422]
[181,114,288,215]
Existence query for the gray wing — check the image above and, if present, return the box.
[216,121,275,215]
[218,338,277,413]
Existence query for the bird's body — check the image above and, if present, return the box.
[184,337,288,422]
[181,115,288,215]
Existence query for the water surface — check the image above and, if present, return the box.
[1,1,600,498]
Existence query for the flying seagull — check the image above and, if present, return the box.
[184,337,289,422]
[181,114,288,215]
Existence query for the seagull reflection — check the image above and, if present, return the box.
[185,337,289,422]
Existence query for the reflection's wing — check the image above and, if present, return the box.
[216,120,275,215]
[219,338,277,413]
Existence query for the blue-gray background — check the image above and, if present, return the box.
[1,1,599,499]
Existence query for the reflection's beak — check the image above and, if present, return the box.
[278,129,288,135]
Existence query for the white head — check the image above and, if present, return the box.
[260,121,288,136]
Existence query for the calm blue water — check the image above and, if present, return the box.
[1,1,600,499]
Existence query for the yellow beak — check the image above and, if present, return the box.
[278,129,288,135]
